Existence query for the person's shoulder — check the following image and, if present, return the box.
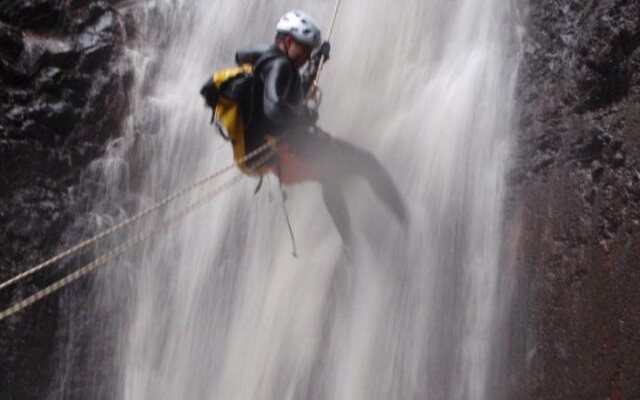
[235,44,272,65]
[262,53,294,75]
[267,55,290,67]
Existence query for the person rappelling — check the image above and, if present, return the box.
[201,10,407,245]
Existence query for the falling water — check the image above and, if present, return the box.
[72,0,522,398]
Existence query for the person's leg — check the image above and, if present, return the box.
[320,180,353,245]
[331,138,407,224]
[295,129,407,224]
[284,128,408,242]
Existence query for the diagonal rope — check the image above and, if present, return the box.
[0,148,276,322]
[0,177,240,322]
[0,140,274,292]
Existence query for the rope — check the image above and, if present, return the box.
[326,0,342,41]
[314,0,343,87]
[0,148,276,322]
[305,0,342,110]
[0,140,274,292]
[0,177,239,322]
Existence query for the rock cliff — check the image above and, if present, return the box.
[511,0,640,398]
[0,0,132,397]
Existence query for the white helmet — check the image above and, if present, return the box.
[276,10,322,48]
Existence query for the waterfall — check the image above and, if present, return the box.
[77,0,522,398]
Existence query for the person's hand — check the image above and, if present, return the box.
[311,41,331,63]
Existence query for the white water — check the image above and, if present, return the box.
[75,0,522,398]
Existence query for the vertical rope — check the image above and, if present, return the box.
[312,0,343,89]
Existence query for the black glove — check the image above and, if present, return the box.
[311,41,331,63]
[302,41,331,90]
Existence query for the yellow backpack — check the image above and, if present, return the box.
[203,63,279,176]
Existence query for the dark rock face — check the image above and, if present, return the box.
[510,0,640,398]
[0,0,132,398]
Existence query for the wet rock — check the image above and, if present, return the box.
[509,0,640,398]
[0,21,23,59]
[0,0,134,398]
[28,98,78,133]
[77,10,120,72]
[0,0,67,33]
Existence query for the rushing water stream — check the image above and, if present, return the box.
[61,0,522,398]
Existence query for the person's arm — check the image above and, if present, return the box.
[301,41,331,95]
[261,57,309,127]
